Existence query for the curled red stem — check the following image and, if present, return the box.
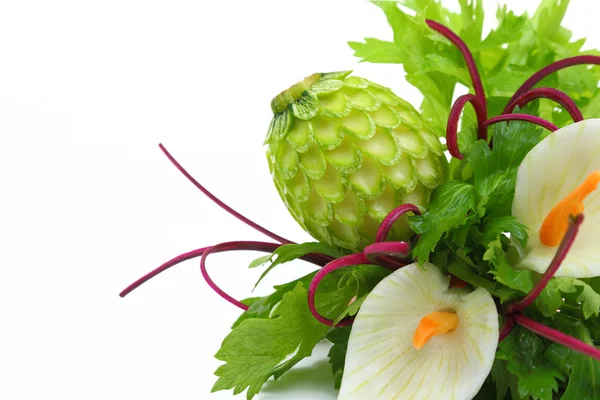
[507,55,600,111]
[364,242,412,270]
[505,214,584,315]
[426,20,488,141]
[159,144,293,246]
[484,114,558,132]
[446,94,487,159]
[498,316,515,343]
[505,87,584,123]
[308,253,373,327]
[200,241,285,310]
[119,247,209,297]
[376,203,421,242]
[515,314,600,361]
[199,240,328,309]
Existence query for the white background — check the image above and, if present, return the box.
[1,0,598,399]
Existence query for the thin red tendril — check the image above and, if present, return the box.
[484,114,558,132]
[308,253,372,327]
[159,144,293,246]
[123,20,600,365]
[423,21,599,361]
[507,55,600,110]
[515,314,600,360]
[375,204,421,242]
[504,214,583,315]
[497,215,600,361]
[505,87,584,123]
[307,204,420,326]
[120,247,209,297]
[446,94,487,159]
[200,241,324,310]
[426,20,488,142]
[498,316,515,343]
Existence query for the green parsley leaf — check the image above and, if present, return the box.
[497,326,563,400]
[327,265,390,324]
[545,317,600,400]
[409,180,477,263]
[347,38,404,64]
[232,273,314,328]
[326,326,351,390]
[465,118,544,217]
[476,5,528,51]
[534,279,564,319]
[556,278,600,319]
[351,0,600,132]
[212,282,328,399]
[491,358,511,400]
[484,237,533,295]
[482,216,528,248]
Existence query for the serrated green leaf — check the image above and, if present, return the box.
[497,326,563,400]
[482,216,528,248]
[465,117,544,217]
[476,5,528,50]
[353,0,600,133]
[348,39,404,64]
[534,279,564,318]
[491,358,511,400]
[544,318,600,400]
[212,283,328,399]
[409,180,476,263]
[326,326,351,390]
[484,237,534,294]
[555,278,600,319]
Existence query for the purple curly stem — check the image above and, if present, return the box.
[426,20,488,141]
[200,241,329,310]
[375,203,422,242]
[120,247,209,297]
[498,316,515,343]
[308,253,373,327]
[159,144,293,246]
[364,242,412,270]
[507,55,600,111]
[446,94,487,159]
[504,214,584,315]
[505,87,584,123]
[200,241,284,310]
[515,314,600,361]
[484,114,558,132]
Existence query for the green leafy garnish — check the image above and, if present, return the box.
[326,326,351,390]
[249,241,345,288]
[497,326,564,400]
[213,283,328,399]
[409,180,477,263]
[350,0,600,134]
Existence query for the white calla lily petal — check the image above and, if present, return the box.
[339,263,498,400]
[513,118,600,277]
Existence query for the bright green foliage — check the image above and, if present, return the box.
[409,180,476,262]
[350,0,600,134]
[465,118,544,217]
[212,283,328,399]
[326,326,351,389]
[247,241,345,288]
[497,327,564,400]
[266,71,447,252]
[216,246,391,398]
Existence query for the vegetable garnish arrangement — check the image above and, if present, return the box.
[121,1,600,399]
